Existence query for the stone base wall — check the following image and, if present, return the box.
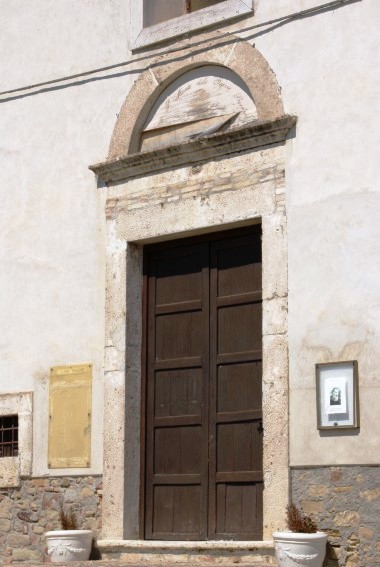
[291,466,380,567]
[0,475,102,564]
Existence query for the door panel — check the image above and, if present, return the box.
[217,361,262,413]
[144,228,263,540]
[155,368,202,417]
[216,482,263,536]
[217,303,262,354]
[155,251,204,304]
[145,243,209,540]
[156,311,204,360]
[153,485,202,536]
[209,231,263,540]
[216,241,262,297]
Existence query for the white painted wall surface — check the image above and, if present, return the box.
[1,0,379,474]
[0,0,129,92]
[0,1,134,475]
[248,0,380,465]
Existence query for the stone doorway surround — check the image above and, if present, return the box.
[89,31,296,546]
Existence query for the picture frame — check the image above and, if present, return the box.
[316,360,359,430]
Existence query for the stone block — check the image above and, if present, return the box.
[262,294,288,336]
[11,548,43,562]
[326,529,341,539]
[33,525,44,534]
[262,212,288,300]
[307,484,328,497]
[359,488,380,502]
[334,486,353,493]
[0,518,11,532]
[0,457,20,488]
[330,468,343,483]
[81,486,93,498]
[0,498,13,519]
[358,526,373,539]
[300,500,324,514]
[7,533,30,547]
[334,511,360,527]
[31,478,45,488]
[62,488,78,502]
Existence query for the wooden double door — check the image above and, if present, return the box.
[143,227,263,540]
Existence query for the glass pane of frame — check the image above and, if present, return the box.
[316,361,359,430]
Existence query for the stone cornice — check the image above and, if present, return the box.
[89,115,296,184]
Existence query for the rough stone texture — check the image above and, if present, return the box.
[98,540,277,565]
[0,458,20,491]
[108,32,284,158]
[4,563,276,567]
[0,475,102,564]
[291,466,380,567]
[105,145,284,219]
[92,117,295,184]
[102,141,290,540]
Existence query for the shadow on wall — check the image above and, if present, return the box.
[0,0,363,103]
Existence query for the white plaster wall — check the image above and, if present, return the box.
[0,0,129,92]
[1,0,380,477]
[247,0,380,465]
[0,1,135,475]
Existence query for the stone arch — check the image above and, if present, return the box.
[108,32,284,159]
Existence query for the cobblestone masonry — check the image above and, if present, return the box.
[0,476,102,564]
[291,466,380,567]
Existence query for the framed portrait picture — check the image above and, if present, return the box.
[316,361,359,430]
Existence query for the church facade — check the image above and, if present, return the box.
[1,1,379,565]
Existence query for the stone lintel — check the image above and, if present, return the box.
[90,115,296,184]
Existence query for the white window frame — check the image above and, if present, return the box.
[0,392,33,487]
[131,0,254,51]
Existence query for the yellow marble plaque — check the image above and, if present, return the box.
[48,364,92,468]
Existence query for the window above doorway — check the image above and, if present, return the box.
[131,0,254,51]
[143,0,225,27]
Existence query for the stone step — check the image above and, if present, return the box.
[12,557,277,567]
[97,540,277,566]
[14,541,278,566]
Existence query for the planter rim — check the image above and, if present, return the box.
[45,529,93,537]
[273,530,327,540]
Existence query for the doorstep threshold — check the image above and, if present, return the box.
[97,539,274,550]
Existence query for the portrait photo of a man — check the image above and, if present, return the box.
[330,387,341,405]
[325,377,347,414]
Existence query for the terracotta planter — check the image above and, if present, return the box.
[273,531,327,567]
[45,529,92,563]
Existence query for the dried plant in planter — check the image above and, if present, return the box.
[59,503,79,530]
[46,501,92,562]
[286,503,317,533]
